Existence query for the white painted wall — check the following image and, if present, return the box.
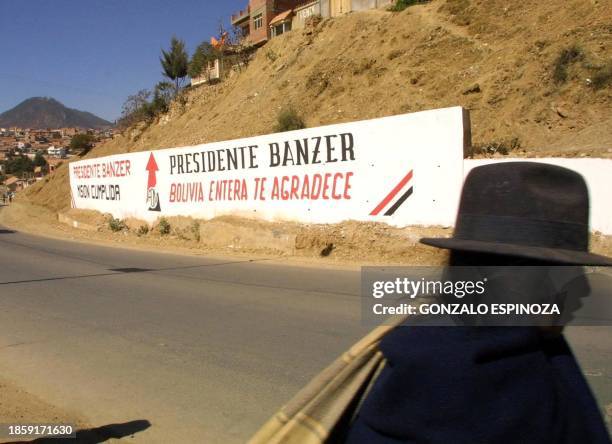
[69,107,467,227]
[68,107,612,234]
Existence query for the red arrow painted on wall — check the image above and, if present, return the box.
[146,153,159,189]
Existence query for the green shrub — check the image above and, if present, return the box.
[590,60,612,90]
[137,225,149,236]
[388,0,429,12]
[266,50,279,63]
[158,217,171,235]
[191,220,201,242]
[109,217,126,232]
[176,90,189,110]
[552,45,583,84]
[471,138,520,156]
[275,106,306,133]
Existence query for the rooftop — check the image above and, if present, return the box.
[270,10,293,26]
[231,6,250,25]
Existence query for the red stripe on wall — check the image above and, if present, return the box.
[370,169,413,216]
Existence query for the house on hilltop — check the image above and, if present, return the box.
[190,36,252,87]
[339,0,394,15]
[231,0,394,45]
[192,0,394,86]
[292,1,325,29]
[232,0,303,46]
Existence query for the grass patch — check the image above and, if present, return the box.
[266,50,279,63]
[275,106,306,132]
[108,217,126,232]
[388,0,430,12]
[191,220,201,242]
[158,217,171,235]
[387,49,405,60]
[137,225,149,236]
[552,45,583,84]
[353,58,376,75]
[590,60,612,90]
[471,138,521,156]
[438,0,471,25]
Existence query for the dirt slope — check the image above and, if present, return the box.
[22,0,612,214]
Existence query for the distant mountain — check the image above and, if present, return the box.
[0,97,112,129]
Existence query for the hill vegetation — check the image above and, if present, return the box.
[21,0,612,214]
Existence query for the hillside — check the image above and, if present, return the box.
[0,97,112,129]
[22,0,612,214]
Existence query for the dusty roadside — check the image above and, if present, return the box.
[2,201,612,267]
[0,374,88,442]
[0,373,146,443]
[0,201,455,268]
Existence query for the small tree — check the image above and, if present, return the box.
[33,151,49,173]
[70,134,96,155]
[143,81,174,120]
[117,89,151,128]
[160,36,189,95]
[158,217,171,235]
[5,155,34,177]
[229,25,255,72]
[189,42,218,79]
[275,106,306,132]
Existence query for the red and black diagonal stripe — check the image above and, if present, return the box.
[370,169,414,216]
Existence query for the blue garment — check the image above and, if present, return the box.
[346,326,610,444]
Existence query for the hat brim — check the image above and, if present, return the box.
[420,237,612,266]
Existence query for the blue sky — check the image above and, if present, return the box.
[0,0,245,122]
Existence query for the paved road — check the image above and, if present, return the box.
[0,225,371,442]
[0,223,610,442]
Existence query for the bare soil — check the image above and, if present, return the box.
[16,0,612,218]
[2,202,611,266]
[0,202,453,266]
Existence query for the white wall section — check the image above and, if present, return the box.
[69,107,611,234]
[70,107,468,227]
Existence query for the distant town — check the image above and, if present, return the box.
[0,126,114,197]
[1,0,396,201]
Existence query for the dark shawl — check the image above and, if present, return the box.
[346,326,610,444]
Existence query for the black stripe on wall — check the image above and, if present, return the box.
[384,186,414,216]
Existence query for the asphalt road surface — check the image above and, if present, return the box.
[0,223,610,442]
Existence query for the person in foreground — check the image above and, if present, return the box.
[346,162,612,444]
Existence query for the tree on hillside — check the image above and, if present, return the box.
[188,41,218,79]
[151,81,174,113]
[229,25,254,71]
[70,133,96,155]
[117,89,151,129]
[160,36,189,95]
[33,151,49,174]
[142,81,174,120]
[5,155,34,177]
